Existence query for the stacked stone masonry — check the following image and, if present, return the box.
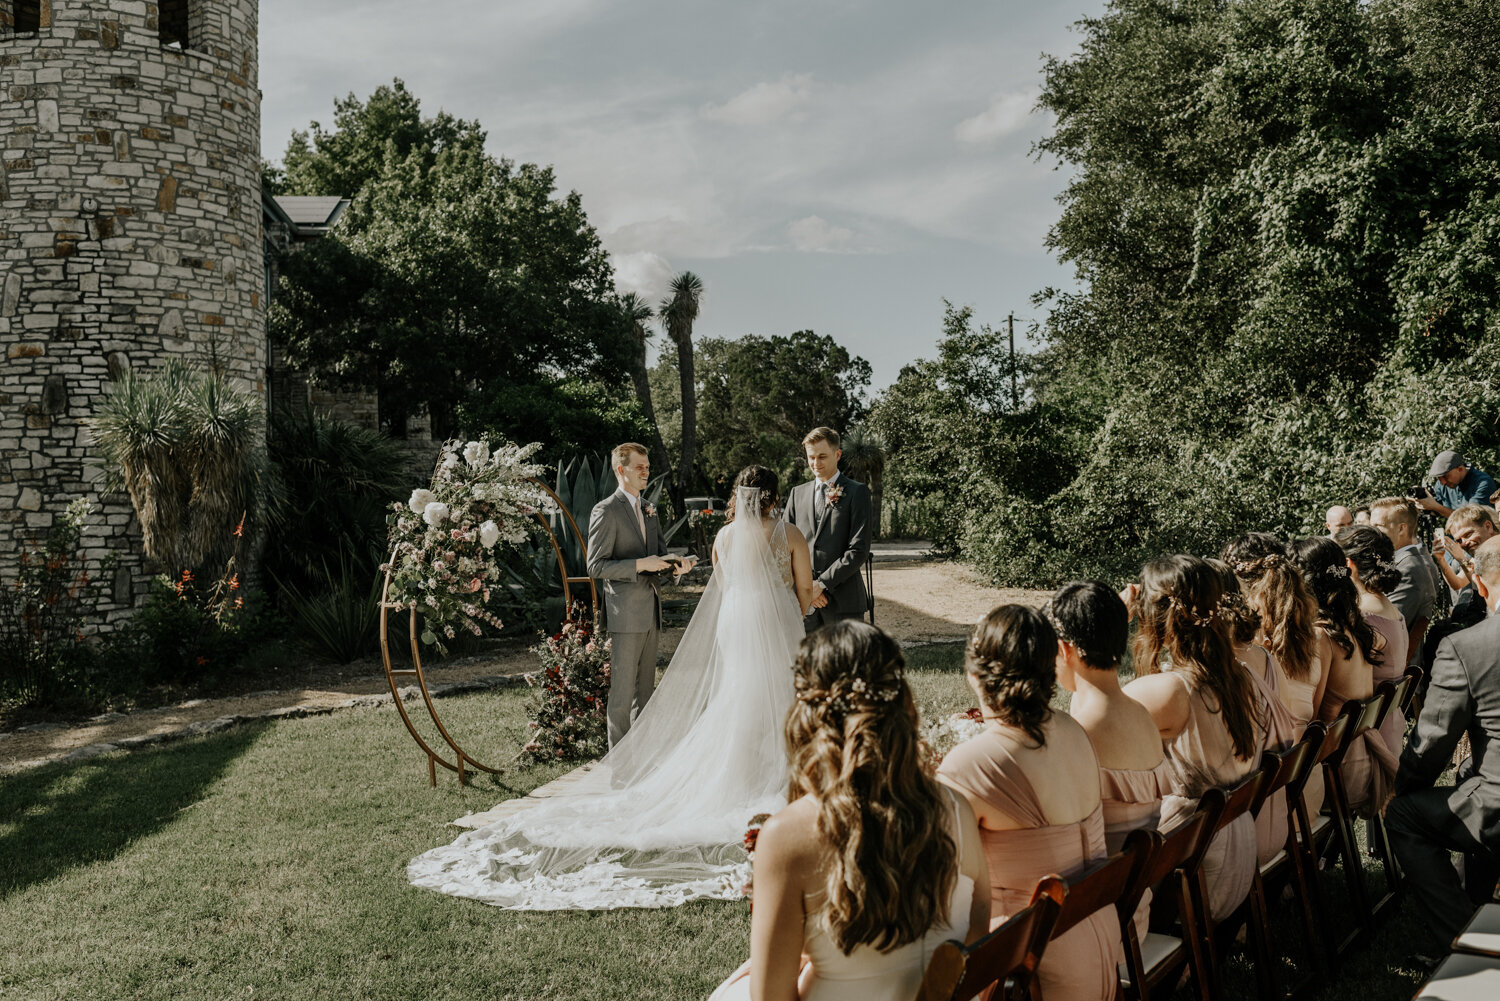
[0,0,262,620]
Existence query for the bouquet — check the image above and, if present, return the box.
[384,437,546,655]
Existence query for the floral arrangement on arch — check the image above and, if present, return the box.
[384,437,546,655]
[521,610,611,763]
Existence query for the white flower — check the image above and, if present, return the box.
[423,502,450,527]
[479,520,500,548]
[463,440,489,466]
[408,489,437,514]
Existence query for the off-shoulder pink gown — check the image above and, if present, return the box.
[940,731,1123,1001]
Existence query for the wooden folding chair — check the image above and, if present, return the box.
[1195,766,1275,1001]
[1316,691,1392,953]
[1366,680,1407,919]
[1249,732,1325,997]
[1118,794,1224,1001]
[1305,711,1354,970]
[1031,832,1153,958]
[915,888,1061,1001]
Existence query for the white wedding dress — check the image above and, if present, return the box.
[408,486,805,909]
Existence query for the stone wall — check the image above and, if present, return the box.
[0,0,262,620]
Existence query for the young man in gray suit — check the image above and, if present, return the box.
[1371,496,1439,668]
[586,443,692,746]
[782,427,872,633]
[1386,534,1500,956]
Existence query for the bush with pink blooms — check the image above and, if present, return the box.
[521,612,611,763]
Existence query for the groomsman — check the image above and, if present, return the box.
[783,427,872,633]
[587,443,684,746]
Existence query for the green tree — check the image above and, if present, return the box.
[694,329,872,486]
[660,272,705,492]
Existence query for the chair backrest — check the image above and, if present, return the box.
[1272,727,1322,802]
[1250,749,1285,815]
[1032,833,1153,941]
[1353,689,1391,734]
[1407,616,1430,671]
[1374,679,1404,728]
[1399,664,1424,717]
[1317,704,1357,766]
[922,886,1062,1001]
[1216,766,1268,833]
[1137,792,1224,892]
[1112,827,1164,928]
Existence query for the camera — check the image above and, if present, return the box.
[1408,485,1433,500]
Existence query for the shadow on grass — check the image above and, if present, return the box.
[0,724,264,898]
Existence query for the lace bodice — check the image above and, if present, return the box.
[713,519,795,591]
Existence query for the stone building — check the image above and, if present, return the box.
[0,0,262,618]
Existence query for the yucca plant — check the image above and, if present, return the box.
[275,552,382,664]
[90,360,266,576]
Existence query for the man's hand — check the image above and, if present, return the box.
[1416,493,1443,513]
[636,556,673,573]
[810,591,830,609]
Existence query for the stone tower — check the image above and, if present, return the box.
[0,0,263,616]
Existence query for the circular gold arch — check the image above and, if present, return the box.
[379,479,597,786]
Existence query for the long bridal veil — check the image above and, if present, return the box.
[408,486,804,909]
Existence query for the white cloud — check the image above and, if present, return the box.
[955,88,1039,145]
[612,251,675,302]
[700,73,813,126]
[787,215,855,253]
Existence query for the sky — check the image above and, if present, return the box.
[258,0,1107,391]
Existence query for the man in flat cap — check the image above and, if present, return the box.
[1418,450,1499,520]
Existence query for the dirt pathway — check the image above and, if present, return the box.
[0,559,1046,771]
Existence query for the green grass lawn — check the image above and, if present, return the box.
[0,643,1430,1000]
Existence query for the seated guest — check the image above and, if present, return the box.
[939,605,1122,1001]
[1210,559,1295,863]
[1326,505,1354,536]
[1370,496,1438,668]
[1354,506,1372,526]
[1387,536,1500,958]
[1336,525,1409,757]
[1292,537,1398,816]
[1124,555,1266,922]
[1049,581,1168,948]
[711,622,988,1001]
[1221,534,1325,731]
[1437,504,1498,630]
[1417,449,1498,519]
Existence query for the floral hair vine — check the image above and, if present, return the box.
[795,670,905,712]
[1167,594,1222,627]
[1325,564,1350,578]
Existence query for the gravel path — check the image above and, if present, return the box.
[0,558,1047,773]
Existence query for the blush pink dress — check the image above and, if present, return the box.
[1365,613,1409,759]
[1317,686,1398,818]
[1099,758,1172,944]
[1239,645,1296,865]
[939,731,1123,1001]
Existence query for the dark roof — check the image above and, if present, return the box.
[272,195,350,237]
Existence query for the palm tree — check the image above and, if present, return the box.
[620,293,673,487]
[839,426,887,539]
[659,271,704,495]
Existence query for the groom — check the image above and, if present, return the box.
[783,427,872,633]
[587,442,689,747]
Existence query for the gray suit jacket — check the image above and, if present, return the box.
[586,490,667,633]
[783,476,871,617]
[1390,545,1438,664]
[1396,610,1500,846]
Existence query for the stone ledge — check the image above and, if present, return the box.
[0,672,530,775]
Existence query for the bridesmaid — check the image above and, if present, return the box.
[1123,555,1266,923]
[939,604,1122,1001]
[710,621,988,1001]
[1335,525,1409,758]
[1292,536,1398,817]
[1049,580,1169,945]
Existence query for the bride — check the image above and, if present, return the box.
[408,464,815,909]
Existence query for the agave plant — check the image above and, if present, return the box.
[90,360,266,576]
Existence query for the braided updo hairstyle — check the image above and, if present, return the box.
[1131,554,1262,761]
[1292,536,1382,666]
[1206,558,1261,645]
[1221,532,1318,682]
[966,605,1057,747]
[1334,525,1403,596]
[785,621,956,956]
[1046,581,1128,672]
[724,464,779,522]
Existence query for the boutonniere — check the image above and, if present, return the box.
[825,484,844,506]
[642,502,656,519]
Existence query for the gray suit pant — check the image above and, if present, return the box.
[804,606,861,635]
[1386,787,1498,949]
[607,628,659,747]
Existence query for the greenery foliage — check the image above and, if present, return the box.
[0,500,114,704]
[876,0,1500,582]
[89,361,266,578]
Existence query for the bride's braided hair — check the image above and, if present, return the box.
[724,464,778,522]
[785,621,957,955]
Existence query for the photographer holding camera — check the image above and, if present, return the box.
[1412,450,1498,519]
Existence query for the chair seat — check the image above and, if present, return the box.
[1455,903,1500,957]
[1312,814,1331,838]
[1260,847,1288,874]
[1415,952,1500,998]
[1118,932,1182,987]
